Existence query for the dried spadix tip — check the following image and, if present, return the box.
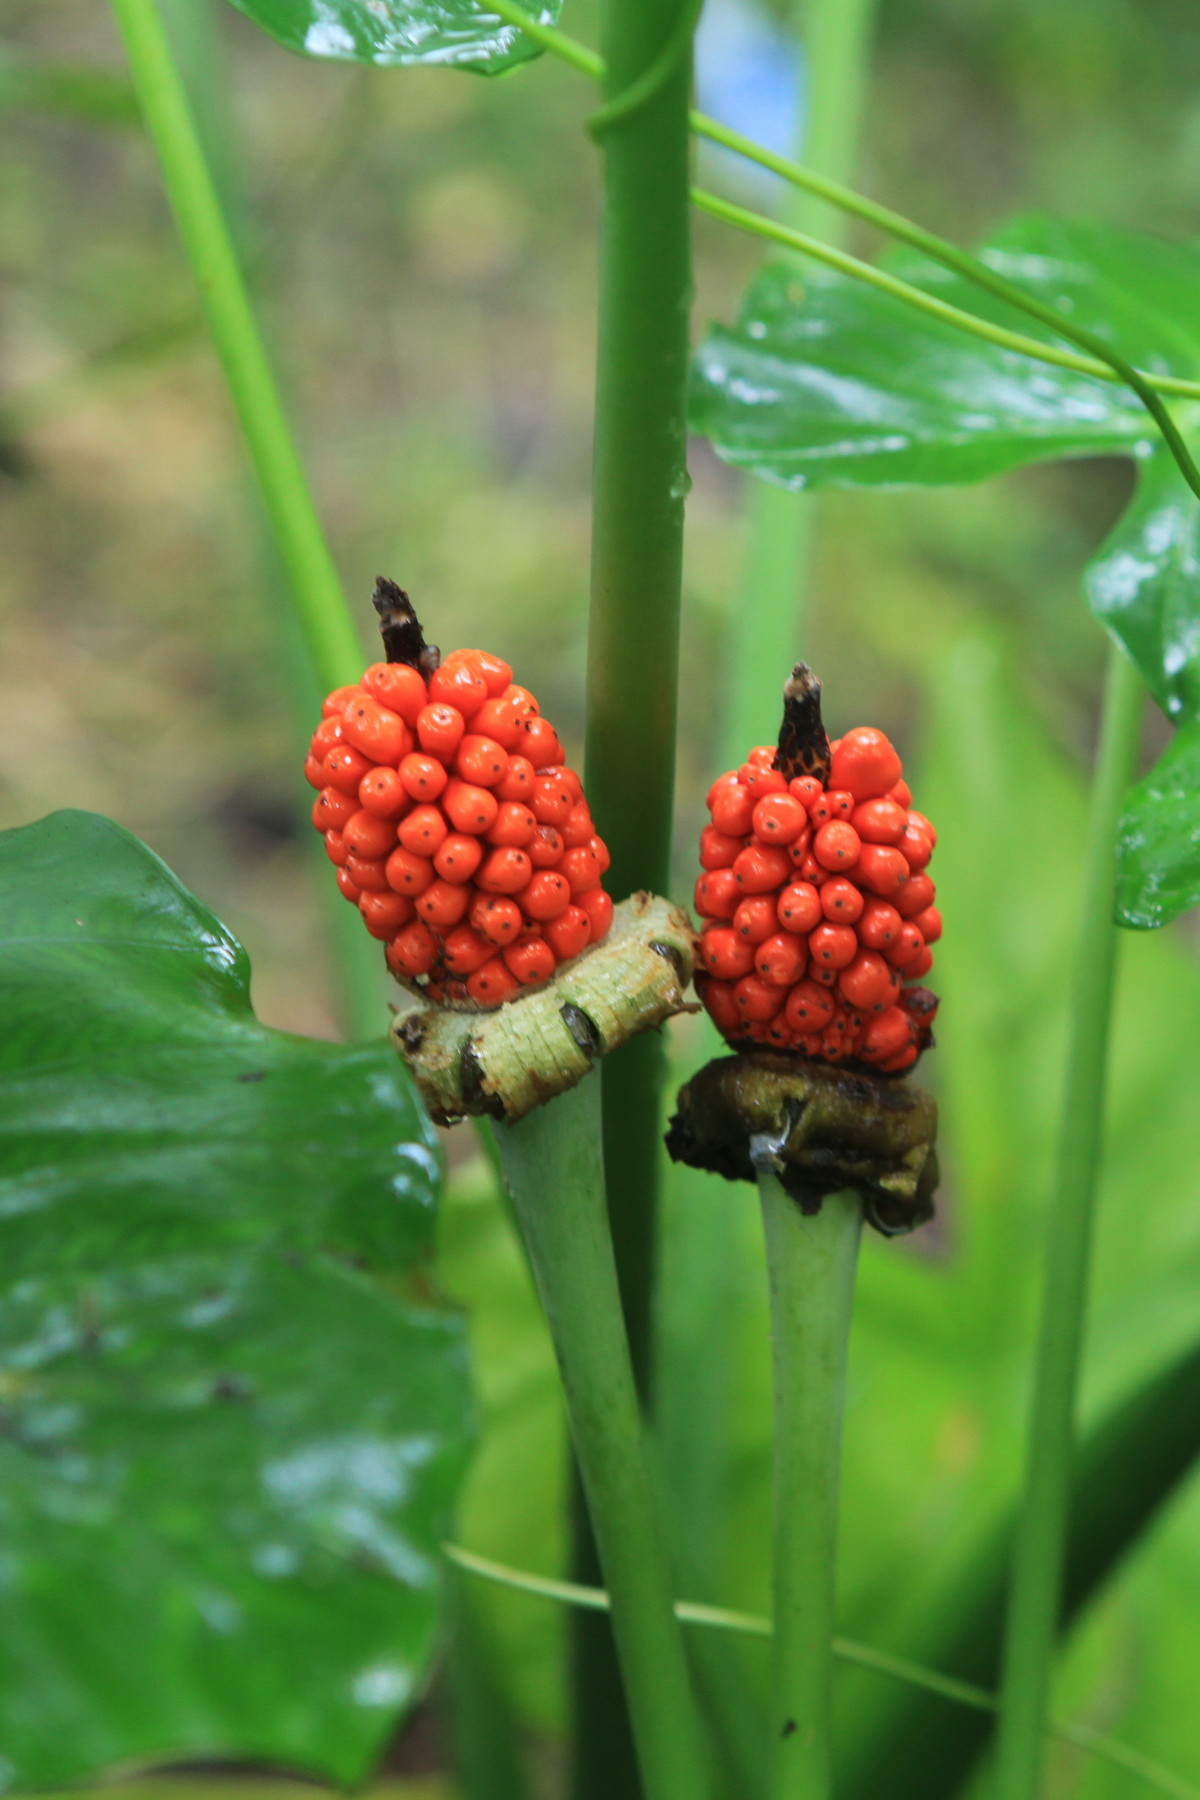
[666,1050,937,1237]
[772,661,832,785]
[392,892,697,1125]
[372,575,441,676]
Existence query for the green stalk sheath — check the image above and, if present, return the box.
[759,1177,862,1800]
[494,1078,712,1800]
[108,0,362,694]
[992,645,1145,1800]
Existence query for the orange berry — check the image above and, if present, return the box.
[578,887,613,943]
[777,882,822,935]
[520,870,572,921]
[457,734,510,788]
[385,845,435,897]
[504,933,557,987]
[416,702,466,760]
[323,683,363,718]
[887,922,927,969]
[710,782,756,836]
[497,755,535,802]
[590,835,611,874]
[830,728,903,802]
[913,905,941,943]
[838,949,893,1011]
[861,1006,912,1063]
[474,695,525,750]
[694,868,739,919]
[467,958,521,1006]
[752,792,807,845]
[858,898,902,949]
[416,879,472,931]
[789,775,823,808]
[523,716,565,769]
[324,828,350,867]
[700,927,755,981]
[314,786,357,832]
[700,825,743,870]
[362,661,427,724]
[471,894,523,944]
[504,683,540,719]
[755,932,806,987]
[303,752,327,789]
[388,920,438,979]
[560,845,601,895]
[346,854,390,892]
[857,844,910,897]
[343,809,398,861]
[444,647,513,698]
[396,805,446,857]
[746,745,776,767]
[740,763,786,797]
[399,752,448,803]
[488,801,537,847]
[359,766,410,819]
[478,847,533,895]
[342,695,410,764]
[786,828,814,866]
[889,778,913,808]
[544,905,591,962]
[895,873,935,918]
[528,825,565,869]
[442,926,494,975]
[851,799,907,845]
[733,895,778,943]
[561,802,595,848]
[733,974,783,1023]
[808,922,858,970]
[820,876,864,924]
[810,789,854,825]
[435,833,485,884]
[732,844,792,893]
[335,867,362,903]
[429,661,488,718]
[443,780,499,836]
[359,890,414,941]
[531,774,573,827]
[549,766,584,803]
[323,743,374,797]
[813,820,861,871]
[899,823,933,870]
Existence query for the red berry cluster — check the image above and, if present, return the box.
[306,607,612,1007]
[695,699,940,1073]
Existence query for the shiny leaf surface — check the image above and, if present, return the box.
[690,216,1200,491]
[1113,717,1200,928]
[222,0,559,74]
[0,811,473,1788]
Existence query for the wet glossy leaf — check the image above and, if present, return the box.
[223,0,560,74]
[1085,447,1200,722]
[690,216,1200,492]
[0,810,473,1789]
[1113,717,1200,928]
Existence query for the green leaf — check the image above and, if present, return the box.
[689,215,1200,492]
[0,810,473,1789]
[1086,448,1200,722]
[222,0,559,74]
[1112,716,1200,928]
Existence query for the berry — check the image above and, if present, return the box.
[694,664,939,1072]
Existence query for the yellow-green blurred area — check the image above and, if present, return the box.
[5,0,1200,1795]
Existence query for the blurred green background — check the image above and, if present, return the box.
[4,0,1200,1793]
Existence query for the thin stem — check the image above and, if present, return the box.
[758,1176,862,1800]
[692,188,1200,405]
[992,644,1145,1800]
[108,0,362,693]
[443,1545,1200,1800]
[493,1078,712,1800]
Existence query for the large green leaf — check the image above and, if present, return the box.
[0,810,473,1789]
[222,0,558,74]
[1111,715,1200,928]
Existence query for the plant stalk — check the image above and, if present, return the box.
[758,1176,862,1800]
[494,1077,712,1800]
[992,643,1144,1800]
[108,0,362,694]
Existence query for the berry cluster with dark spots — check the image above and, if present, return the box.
[306,581,613,1008]
[694,664,940,1073]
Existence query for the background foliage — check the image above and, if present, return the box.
[3,0,1200,1792]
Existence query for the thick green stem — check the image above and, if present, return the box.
[108,0,362,694]
[758,1177,862,1800]
[494,1078,711,1800]
[992,645,1144,1800]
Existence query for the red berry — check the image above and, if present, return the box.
[755,933,806,987]
[752,792,808,845]
[344,809,398,861]
[362,661,427,723]
[478,847,533,895]
[895,873,935,918]
[443,780,499,836]
[830,728,903,802]
[789,775,823,808]
[820,877,864,924]
[323,744,376,798]
[777,882,823,935]
[488,802,537,848]
[388,921,439,978]
[429,661,488,719]
[784,982,834,1031]
[416,879,472,931]
[899,823,933,870]
[733,844,793,893]
[397,805,448,857]
[733,895,779,943]
[523,716,565,769]
[323,684,363,718]
[808,922,858,970]
[561,803,595,848]
[416,702,466,761]
[700,928,755,981]
[700,976,742,1035]
[695,870,739,919]
[457,735,509,788]
[733,974,783,1022]
[343,695,410,764]
[861,1006,912,1063]
[528,825,565,869]
[700,825,743,870]
[810,789,854,825]
[520,870,572,921]
[505,933,557,987]
[399,752,448,803]
[359,767,410,819]
[544,906,591,962]
[851,799,907,845]
[314,787,357,832]
[578,887,613,943]
[887,923,927,969]
[905,945,934,980]
[496,755,535,802]
[467,958,521,1006]
[838,949,893,1011]
[856,844,910,898]
[710,783,756,836]
[359,890,415,940]
[560,845,601,895]
[590,835,611,874]
[445,647,513,698]
[475,696,525,750]
[890,778,913,808]
[858,898,902,950]
[324,829,350,867]
[346,854,390,892]
[913,905,941,943]
[531,774,574,827]
[813,821,861,871]
[435,833,485,884]
[336,867,362,903]
[385,845,435,897]
[442,926,494,975]
[740,764,786,797]
[471,894,523,944]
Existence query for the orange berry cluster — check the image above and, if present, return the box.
[695,714,940,1073]
[306,610,612,1008]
